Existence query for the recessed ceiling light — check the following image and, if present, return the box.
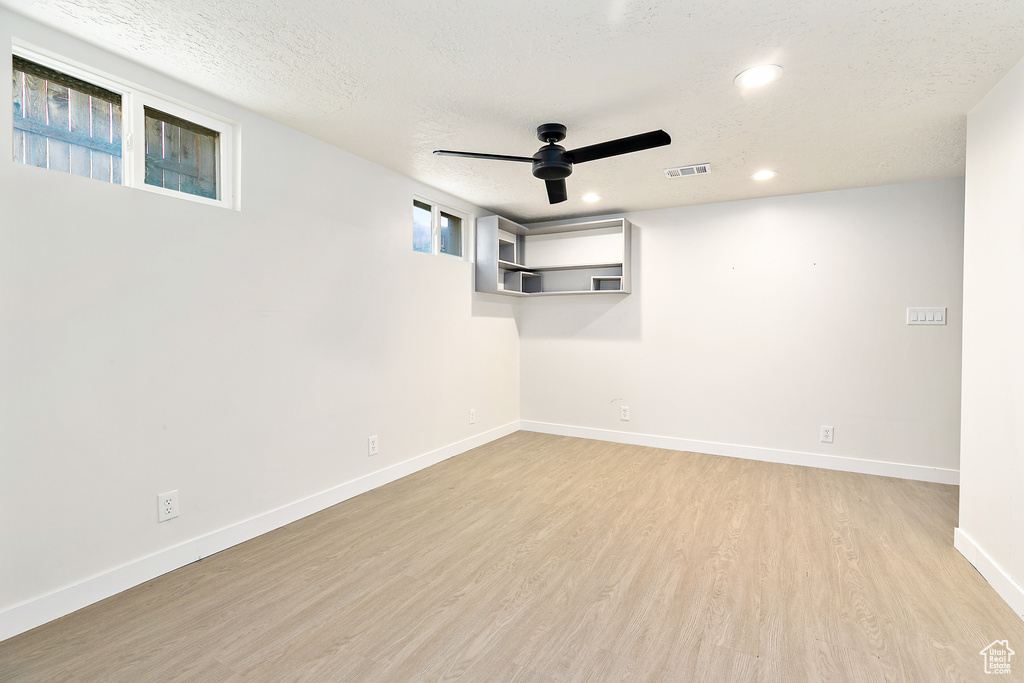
[734,64,783,89]
[582,193,601,202]
[752,170,778,180]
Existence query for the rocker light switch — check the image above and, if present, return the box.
[907,307,946,325]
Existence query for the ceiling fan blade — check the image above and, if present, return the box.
[566,130,671,164]
[545,178,568,204]
[433,150,534,163]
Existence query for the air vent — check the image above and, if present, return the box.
[664,163,711,178]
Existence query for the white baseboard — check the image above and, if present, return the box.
[955,528,1024,622]
[1,420,963,642]
[0,421,519,642]
[520,421,960,485]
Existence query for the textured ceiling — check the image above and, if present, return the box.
[5,0,1024,222]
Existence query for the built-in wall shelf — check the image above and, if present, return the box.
[475,215,632,296]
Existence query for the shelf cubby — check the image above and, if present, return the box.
[591,276,622,291]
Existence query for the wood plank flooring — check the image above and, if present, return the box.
[2,432,1022,681]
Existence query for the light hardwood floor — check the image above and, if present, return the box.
[2,432,1022,682]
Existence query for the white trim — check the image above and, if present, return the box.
[1,420,965,641]
[954,528,1024,623]
[130,93,235,209]
[520,421,960,485]
[0,421,519,642]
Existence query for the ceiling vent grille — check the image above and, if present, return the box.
[664,163,711,178]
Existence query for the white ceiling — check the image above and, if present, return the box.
[5,0,1024,222]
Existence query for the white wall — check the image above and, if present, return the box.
[0,6,984,641]
[0,9,520,638]
[956,54,1024,620]
[520,180,964,481]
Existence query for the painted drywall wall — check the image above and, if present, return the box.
[957,53,1024,619]
[520,180,964,480]
[0,9,520,636]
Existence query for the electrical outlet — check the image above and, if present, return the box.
[469,408,476,425]
[821,426,834,443]
[368,435,379,456]
[158,490,178,522]
[620,406,630,421]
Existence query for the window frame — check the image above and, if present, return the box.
[12,48,126,184]
[12,43,237,210]
[135,95,229,205]
[412,195,470,260]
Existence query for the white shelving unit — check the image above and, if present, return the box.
[475,215,632,296]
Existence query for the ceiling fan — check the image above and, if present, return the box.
[434,123,671,204]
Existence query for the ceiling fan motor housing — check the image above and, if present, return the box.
[434,122,671,203]
[532,144,573,180]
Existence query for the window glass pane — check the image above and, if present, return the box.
[144,107,218,199]
[12,58,122,183]
[413,199,432,253]
[439,211,462,257]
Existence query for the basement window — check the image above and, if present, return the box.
[11,47,236,209]
[144,107,219,199]
[413,197,466,258]
[12,54,123,183]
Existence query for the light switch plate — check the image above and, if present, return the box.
[907,307,946,325]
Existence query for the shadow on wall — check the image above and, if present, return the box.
[515,227,642,341]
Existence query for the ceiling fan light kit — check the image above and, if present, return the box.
[435,123,672,204]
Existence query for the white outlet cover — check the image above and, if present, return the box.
[620,406,630,421]
[368,435,379,456]
[158,490,179,522]
[820,426,834,443]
